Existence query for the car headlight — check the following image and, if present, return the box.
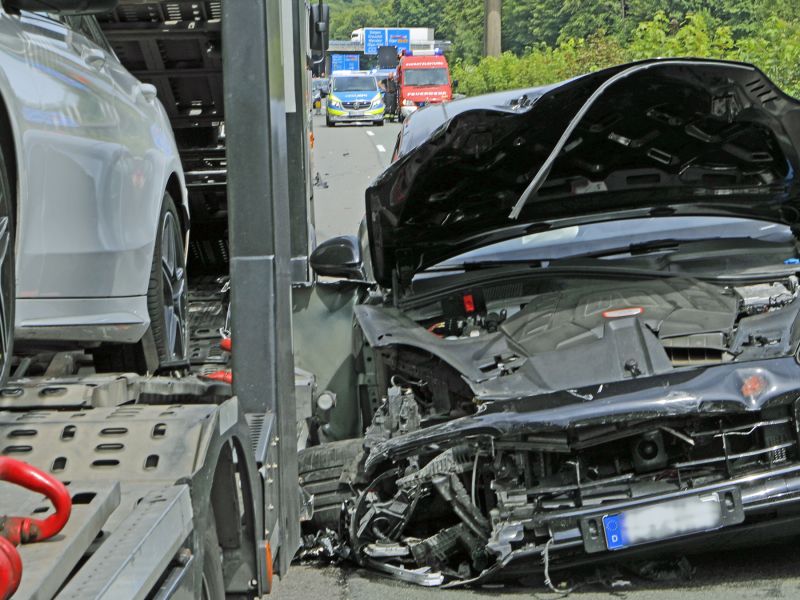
[328,96,342,108]
[371,95,384,108]
[402,99,415,106]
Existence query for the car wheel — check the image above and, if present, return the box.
[298,439,362,530]
[326,116,333,127]
[374,119,384,127]
[93,193,187,374]
[147,193,188,370]
[0,136,14,386]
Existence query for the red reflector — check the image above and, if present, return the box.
[463,294,476,313]
[602,307,644,318]
[741,374,767,398]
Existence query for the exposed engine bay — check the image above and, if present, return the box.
[356,274,800,413]
[300,272,800,586]
[418,275,800,363]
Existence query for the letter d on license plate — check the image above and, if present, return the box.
[603,493,724,550]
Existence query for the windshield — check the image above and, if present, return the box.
[332,76,378,92]
[426,217,794,272]
[403,67,449,87]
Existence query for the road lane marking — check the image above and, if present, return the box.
[376,144,386,153]
[365,130,375,136]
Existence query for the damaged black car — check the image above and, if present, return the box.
[294,58,800,587]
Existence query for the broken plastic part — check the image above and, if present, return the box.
[364,542,410,558]
[364,557,445,586]
[486,521,524,560]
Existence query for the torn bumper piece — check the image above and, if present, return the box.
[350,464,800,587]
[337,361,800,586]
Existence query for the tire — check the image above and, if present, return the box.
[0,135,14,386]
[298,439,363,530]
[326,115,333,127]
[201,509,225,600]
[147,193,188,370]
[93,193,187,374]
[374,119,384,127]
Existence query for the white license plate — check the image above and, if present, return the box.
[603,493,723,550]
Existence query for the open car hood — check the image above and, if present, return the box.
[365,59,800,288]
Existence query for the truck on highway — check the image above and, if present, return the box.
[0,0,328,598]
[396,50,453,120]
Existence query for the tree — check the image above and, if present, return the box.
[328,1,388,39]
[452,12,800,99]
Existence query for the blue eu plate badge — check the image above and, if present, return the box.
[603,514,626,550]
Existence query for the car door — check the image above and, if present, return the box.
[15,10,125,299]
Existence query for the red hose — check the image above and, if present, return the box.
[0,457,72,600]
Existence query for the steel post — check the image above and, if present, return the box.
[222,0,300,575]
[286,0,316,285]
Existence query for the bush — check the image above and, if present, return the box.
[451,12,800,98]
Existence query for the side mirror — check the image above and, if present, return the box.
[310,235,364,280]
[309,3,330,52]
[5,0,118,13]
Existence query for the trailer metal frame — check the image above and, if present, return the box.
[1,0,313,597]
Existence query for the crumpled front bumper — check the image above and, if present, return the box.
[339,357,800,587]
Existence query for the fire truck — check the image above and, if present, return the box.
[397,50,453,121]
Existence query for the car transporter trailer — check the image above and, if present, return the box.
[0,0,326,598]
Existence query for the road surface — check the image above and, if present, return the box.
[311,114,397,242]
[276,113,800,599]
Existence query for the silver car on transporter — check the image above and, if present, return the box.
[0,0,190,380]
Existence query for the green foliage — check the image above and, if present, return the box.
[327,0,388,40]
[440,0,484,62]
[735,18,800,96]
[327,0,800,100]
[453,10,800,99]
[626,11,734,59]
[452,35,627,96]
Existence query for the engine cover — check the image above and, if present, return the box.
[500,278,738,356]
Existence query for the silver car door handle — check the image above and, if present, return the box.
[81,47,106,70]
[137,83,158,103]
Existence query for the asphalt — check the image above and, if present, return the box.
[275,113,800,599]
[310,113,398,242]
